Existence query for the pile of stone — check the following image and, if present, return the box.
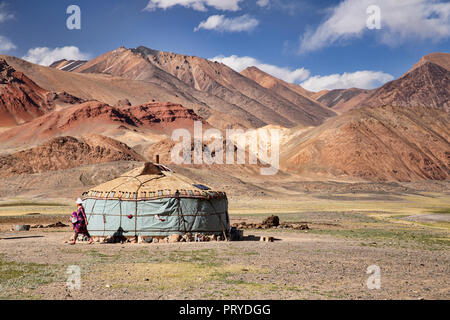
[263,215,280,227]
[12,222,69,232]
[14,225,31,231]
[260,236,274,242]
[93,233,227,244]
[66,234,91,243]
[232,215,309,231]
[31,222,68,229]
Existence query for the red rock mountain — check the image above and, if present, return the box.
[317,88,373,114]
[315,53,450,114]
[0,59,51,126]
[1,54,250,130]
[281,53,450,181]
[280,105,450,182]
[363,62,449,112]
[72,46,337,127]
[0,59,84,127]
[410,52,450,72]
[0,135,145,178]
[0,100,205,149]
[1,50,448,183]
[240,66,336,122]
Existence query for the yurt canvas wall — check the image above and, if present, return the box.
[81,163,230,237]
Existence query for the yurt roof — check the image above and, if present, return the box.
[82,163,226,200]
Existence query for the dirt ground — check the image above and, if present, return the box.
[0,186,449,300]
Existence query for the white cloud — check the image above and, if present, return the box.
[210,54,311,83]
[300,71,394,91]
[299,0,450,53]
[0,3,15,53]
[0,2,14,23]
[257,0,270,7]
[144,0,242,12]
[195,14,259,32]
[22,46,91,66]
[0,35,15,52]
[211,54,394,91]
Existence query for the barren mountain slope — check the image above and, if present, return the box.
[0,101,205,151]
[317,88,373,113]
[310,90,330,100]
[134,46,337,126]
[76,47,293,127]
[363,62,449,112]
[280,105,450,182]
[49,59,87,72]
[76,47,335,127]
[1,55,252,129]
[0,135,145,178]
[284,82,316,98]
[0,59,53,126]
[71,47,267,128]
[240,66,336,119]
[410,52,450,72]
[240,66,312,98]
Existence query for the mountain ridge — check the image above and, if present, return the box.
[362,62,449,112]
[240,66,336,120]
[70,46,338,127]
[0,134,145,178]
[280,104,450,181]
[0,59,84,126]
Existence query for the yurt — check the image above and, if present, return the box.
[81,163,230,238]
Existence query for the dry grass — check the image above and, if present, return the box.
[89,262,266,291]
[0,199,72,216]
[0,256,63,299]
[230,193,450,217]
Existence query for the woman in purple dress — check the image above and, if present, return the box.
[70,198,93,245]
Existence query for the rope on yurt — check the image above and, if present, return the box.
[175,191,188,234]
[99,197,108,237]
[207,198,228,241]
[179,196,198,234]
[134,194,138,237]
[134,179,147,236]
[89,197,99,225]
[119,197,123,233]
[86,196,106,236]
[190,198,201,234]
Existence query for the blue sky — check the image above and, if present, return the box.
[0,0,449,91]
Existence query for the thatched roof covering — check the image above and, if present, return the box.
[82,162,226,200]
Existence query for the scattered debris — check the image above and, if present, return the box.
[69,234,91,242]
[230,227,244,241]
[232,216,309,231]
[262,215,280,227]
[85,217,302,244]
[48,222,68,228]
[15,225,30,231]
[138,236,153,244]
[168,234,182,243]
[260,236,274,243]
[31,221,68,229]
